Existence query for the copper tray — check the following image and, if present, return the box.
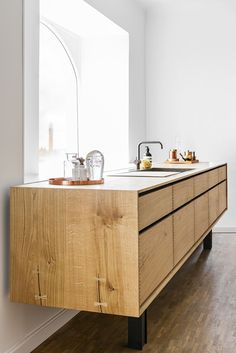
[165,160,199,164]
[49,177,104,186]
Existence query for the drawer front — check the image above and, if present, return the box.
[139,216,173,304]
[138,186,173,230]
[208,169,219,189]
[173,178,194,210]
[209,186,219,225]
[173,202,195,265]
[194,193,209,242]
[194,172,209,197]
[219,166,227,183]
[219,181,227,215]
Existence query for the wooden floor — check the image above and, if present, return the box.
[33,234,236,353]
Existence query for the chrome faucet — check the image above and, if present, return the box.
[137,141,164,169]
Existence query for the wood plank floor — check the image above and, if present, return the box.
[33,234,236,353]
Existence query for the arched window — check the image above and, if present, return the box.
[39,21,79,178]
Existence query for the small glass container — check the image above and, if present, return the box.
[78,157,88,181]
[86,150,104,181]
[64,153,79,179]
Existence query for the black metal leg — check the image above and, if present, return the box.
[128,310,147,350]
[203,230,212,250]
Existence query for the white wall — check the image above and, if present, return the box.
[40,0,130,171]
[0,0,145,352]
[146,0,236,229]
[0,1,76,353]
[79,34,129,170]
[85,0,146,161]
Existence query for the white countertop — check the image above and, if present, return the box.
[15,162,227,193]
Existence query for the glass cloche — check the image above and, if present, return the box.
[86,150,104,181]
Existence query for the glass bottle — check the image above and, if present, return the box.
[64,153,79,179]
[86,150,104,181]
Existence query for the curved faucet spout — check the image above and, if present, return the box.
[137,141,164,169]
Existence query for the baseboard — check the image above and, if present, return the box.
[213,227,236,234]
[5,309,78,353]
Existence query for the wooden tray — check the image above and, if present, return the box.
[49,177,104,186]
[165,160,199,165]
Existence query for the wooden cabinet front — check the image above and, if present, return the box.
[139,216,173,304]
[173,179,194,210]
[138,186,173,230]
[173,202,195,265]
[10,164,228,318]
[208,169,219,189]
[219,166,227,183]
[194,172,209,197]
[195,193,209,242]
[209,186,219,225]
[219,181,227,215]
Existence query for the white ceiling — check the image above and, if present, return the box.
[41,0,128,37]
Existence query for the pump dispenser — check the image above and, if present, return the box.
[140,146,152,169]
[143,146,152,163]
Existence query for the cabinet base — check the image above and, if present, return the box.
[128,310,147,350]
[203,230,212,250]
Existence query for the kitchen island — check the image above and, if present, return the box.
[10,162,227,350]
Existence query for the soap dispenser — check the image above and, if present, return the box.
[143,146,152,163]
[140,146,152,170]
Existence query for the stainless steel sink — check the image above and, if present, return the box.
[135,167,193,173]
[108,167,194,178]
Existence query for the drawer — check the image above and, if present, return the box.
[194,172,209,197]
[138,186,173,230]
[194,193,209,242]
[219,181,227,215]
[218,166,227,183]
[209,186,219,225]
[173,202,194,265]
[139,216,173,304]
[173,178,194,210]
[208,169,219,189]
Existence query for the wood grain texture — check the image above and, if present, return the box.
[219,181,227,215]
[194,172,209,197]
[138,186,173,230]
[10,188,139,317]
[218,165,227,183]
[173,202,195,265]
[139,216,173,305]
[173,178,194,210]
[33,234,235,353]
[208,168,219,188]
[209,186,219,226]
[194,193,209,242]
[10,164,228,321]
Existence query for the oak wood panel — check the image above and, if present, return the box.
[218,165,227,183]
[173,179,194,210]
[10,188,140,317]
[209,186,219,225]
[10,188,51,306]
[194,193,209,242]
[139,216,173,305]
[140,211,227,314]
[33,234,235,353]
[219,181,227,215]
[208,169,219,189]
[194,172,209,197]
[138,186,173,230]
[173,202,195,265]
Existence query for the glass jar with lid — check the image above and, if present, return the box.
[64,153,79,180]
[86,150,104,181]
